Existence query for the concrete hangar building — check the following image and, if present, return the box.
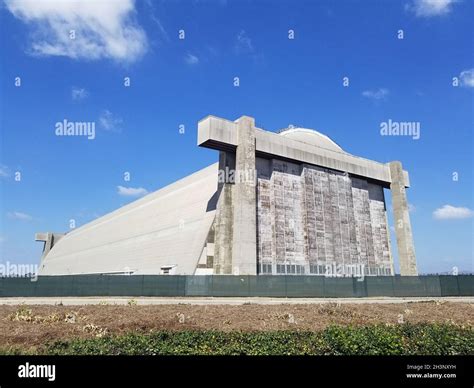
[36,115,418,277]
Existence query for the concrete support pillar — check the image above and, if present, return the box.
[231,116,257,275]
[389,161,417,275]
[35,232,64,262]
[213,152,234,274]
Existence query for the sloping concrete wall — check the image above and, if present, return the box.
[38,164,219,275]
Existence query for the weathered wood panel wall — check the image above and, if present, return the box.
[256,157,392,275]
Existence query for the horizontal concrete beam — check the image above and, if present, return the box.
[35,232,65,243]
[198,115,410,187]
[35,233,49,242]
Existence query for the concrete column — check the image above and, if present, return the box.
[389,161,417,275]
[213,151,234,275]
[231,116,257,275]
[35,232,64,263]
[213,184,233,274]
[213,152,234,274]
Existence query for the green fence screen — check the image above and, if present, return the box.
[0,275,473,298]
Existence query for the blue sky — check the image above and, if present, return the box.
[0,0,473,274]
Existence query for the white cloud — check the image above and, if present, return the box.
[459,69,474,88]
[7,211,33,221]
[71,87,88,100]
[117,186,148,197]
[408,203,416,213]
[433,205,474,220]
[407,0,457,17]
[362,88,389,100]
[99,110,123,132]
[144,0,169,42]
[184,53,199,65]
[4,0,148,63]
[235,30,254,54]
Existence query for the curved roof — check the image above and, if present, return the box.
[278,127,344,153]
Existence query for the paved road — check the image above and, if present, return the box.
[0,296,472,306]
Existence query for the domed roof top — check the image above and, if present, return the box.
[278,127,344,153]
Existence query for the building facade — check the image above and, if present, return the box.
[36,115,417,276]
[199,115,417,276]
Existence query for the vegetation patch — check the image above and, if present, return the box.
[20,323,474,356]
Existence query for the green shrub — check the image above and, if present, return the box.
[42,323,473,356]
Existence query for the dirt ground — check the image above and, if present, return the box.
[0,301,472,350]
